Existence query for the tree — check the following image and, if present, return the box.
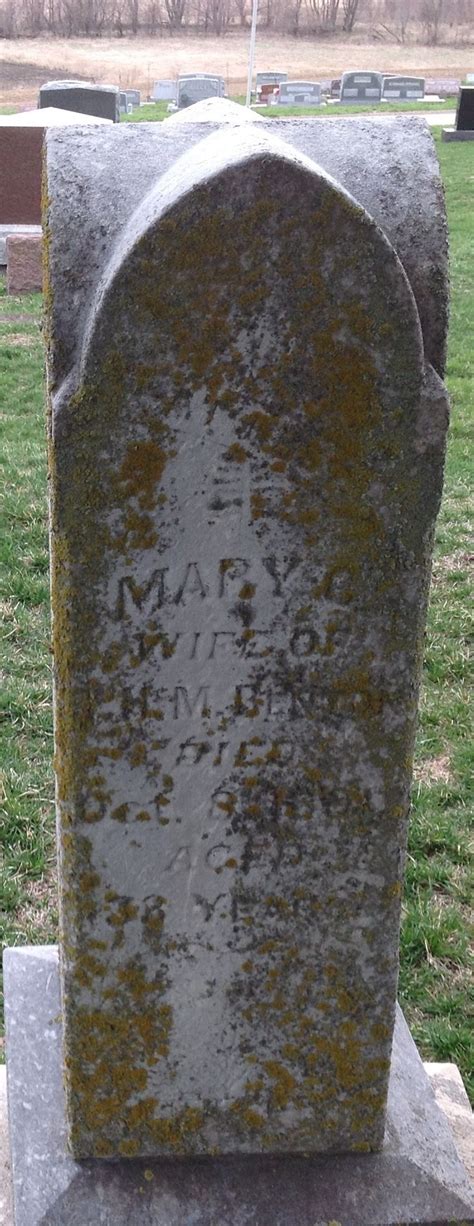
[421,0,443,42]
[342,0,359,28]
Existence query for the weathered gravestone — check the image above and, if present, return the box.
[4,112,474,1225]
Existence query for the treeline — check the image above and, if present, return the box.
[0,0,470,42]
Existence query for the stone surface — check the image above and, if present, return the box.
[340,71,383,102]
[164,98,263,124]
[0,108,112,127]
[6,234,43,294]
[441,127,474,141]
[44,116,448,385]
[44,119,449,1160]
[425,1062,474,1182]
[39,81,119,122]
[3,946,474,1226]
[0,224,41,266]
[0,1066,14,1226]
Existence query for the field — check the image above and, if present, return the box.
[0,31,473,107]
[0,132,473,1099]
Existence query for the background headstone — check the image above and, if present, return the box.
[278,82,321,105]
[455,84,474,128]
[39,80,120,122]
[381,75,425,100]
[152,80,177,102]
[177,74,226,108]
[125,89,141,109]
[340,71,382,102]
[442,85,474,140]
[255,71,287,102]
[0,109,112,227]
[0,125,43,224]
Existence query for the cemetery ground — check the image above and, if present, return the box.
[0,30,473,108]
[0,133,472,1103]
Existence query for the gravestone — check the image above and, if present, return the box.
[177,74,226,108]
[0,109,112,229]
[152,79,177,102]
[39,80,120,122]
[125,89,141,109]
[256,71,287,102]
[278,81,321,106]
[442,84,474,140]
[382,75,425,100]
[3,111,473,1225]
[340,70,382,102]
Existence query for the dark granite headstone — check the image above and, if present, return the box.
[39,80,120,122]
[456,84,474,129]
[340,71,382,102]
[442,84,474,140]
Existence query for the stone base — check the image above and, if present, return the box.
[0,225,42,266]
[441,127,474,140]
[3,947,474,1226]
[6,234,43,295]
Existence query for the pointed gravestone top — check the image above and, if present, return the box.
[44,123,449,1162]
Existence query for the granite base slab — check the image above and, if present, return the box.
[441,127,474,140]
[0,225,42,265]
[3,946,474,1226]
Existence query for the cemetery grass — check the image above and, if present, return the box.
[0,140,472,1099]
[123,97,456,123]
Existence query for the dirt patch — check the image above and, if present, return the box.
[414,753,454,785]
[432,551,474,579]
[1,32,473,106]
[0,330,40,347]
[0,313,40,324]
[15,870,58,942]
[0,57,89,107]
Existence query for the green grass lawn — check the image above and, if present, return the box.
[0,132,472,1097]
[122,96,456,123]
